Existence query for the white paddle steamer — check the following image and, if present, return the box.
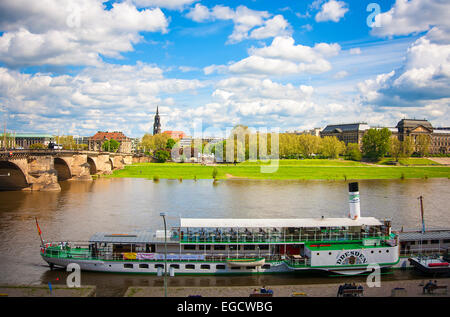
[40,182,400,276]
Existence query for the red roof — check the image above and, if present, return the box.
[89,131,130,141]
[163,131,186,138]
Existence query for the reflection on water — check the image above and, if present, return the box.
[0,178,449,296]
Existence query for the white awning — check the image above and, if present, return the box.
[180,217,382,228]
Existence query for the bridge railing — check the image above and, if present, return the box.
[0,149,132,157]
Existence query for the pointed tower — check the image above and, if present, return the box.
[153,106,161,135]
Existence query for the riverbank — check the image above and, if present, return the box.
[109,159,450,181]
[0,285,96,297]
[124,278,449,297]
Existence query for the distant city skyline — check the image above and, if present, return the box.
[0,0,449,138]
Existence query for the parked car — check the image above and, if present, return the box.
[48,142,63,150]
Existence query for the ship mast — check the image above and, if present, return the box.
[418,195,425,256]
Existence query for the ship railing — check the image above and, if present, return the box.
[400,247,447,257]
[42,246,285,263]
[178,232,388,244]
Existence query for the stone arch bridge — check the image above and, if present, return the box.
[0,150,132,191]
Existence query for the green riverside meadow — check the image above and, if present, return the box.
[109,159,450,181]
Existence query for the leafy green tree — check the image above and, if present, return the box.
[299,134,321,158]
[166,138,176,149]
[389,137,402,161]
[320,136,346,159]
[345,143,362,161]
[102,139,120,152]
[58,135,76,150]
[29,143,46,149]
[140,133,170,152]
[415,134,431,157]
[402,136,415,158]
[154,149,170,162]
[361,128,392,161]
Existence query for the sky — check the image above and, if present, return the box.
[0,0,449,138]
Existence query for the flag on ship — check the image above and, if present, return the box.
[35,217,44,245]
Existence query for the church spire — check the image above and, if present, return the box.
[153,106,161,135]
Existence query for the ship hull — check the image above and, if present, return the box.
[42,255,397,276]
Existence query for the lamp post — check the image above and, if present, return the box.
[160,212,168,297]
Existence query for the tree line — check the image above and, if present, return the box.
[138,127,433,163]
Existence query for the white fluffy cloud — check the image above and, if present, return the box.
[358,0,450,118]
[315,0,348,23]
[206,36,340,76]
[0,62,205,136]
[0,0,168,67]
[357,37,450,109]
[211,77,316,118]
[371,0,450,42]
[185,4,291,43]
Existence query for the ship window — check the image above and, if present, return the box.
[410,241,415,245]
[155,264,164,269]
[244,245,255,250]
[422,241,428,245]
[386,250,389,253]
[229,245,240,251]
[262,264,271,269]
[200,264,210,270]
[328,252,332,255]
[444,239,450,244]
[431,240,439,244]
[216,264,226,270]
[379,250,382,253]
[124,264,133,269]
[139,264,149,269]
[259,245,269,250]
[231,266,240,270]
[184,245,196,250]
[371,251,374,254]
[214,245,226,250]
[317,253,320,256]
[203,245,211,250]
[185,264,195,270]
[246,266,256,270]
[170,264,180,269]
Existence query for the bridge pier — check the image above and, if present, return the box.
[25,156,61,191]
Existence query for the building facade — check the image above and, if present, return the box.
[1,133,55,149]
[396,119,449,154]
[320,123,370,146]
[88,131,132,153]
[320,119,450,154]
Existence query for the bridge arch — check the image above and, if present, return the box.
[0,161,29,191]
[87,157,97,175]
[54,157,72,181]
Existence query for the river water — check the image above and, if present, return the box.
[0,178,449,296]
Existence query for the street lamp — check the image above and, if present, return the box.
[160,212,168,297]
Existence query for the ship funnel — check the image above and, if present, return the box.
[348,182,361,220]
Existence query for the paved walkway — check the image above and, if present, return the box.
[428,157,450,165]
[124,278,449,297]
[0,285,96,297]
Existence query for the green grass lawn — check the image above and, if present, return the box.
[109,159,450,181]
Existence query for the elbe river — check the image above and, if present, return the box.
[0,178,449,296]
